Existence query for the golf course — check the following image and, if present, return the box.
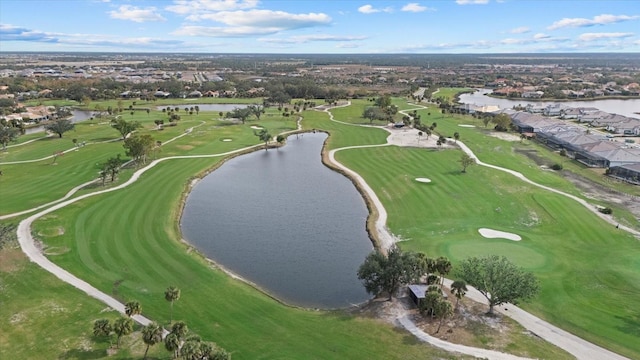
[1,94,639,359]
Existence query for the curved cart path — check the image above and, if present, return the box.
[322,104,630,360]
[10,104,632,359]
[13,124,262,327]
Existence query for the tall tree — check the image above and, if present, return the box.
[254,128,271,151]
[434,256,452,289]
[492,113,512,131]
[111,118,141,140]
[433,297,453,334]
[44,119,75,138]
[459,153,475,173]
[276,134,285,150]
[457,255,539,314]
[103,154,123,182]
[357,246,420,300]
[113,317,133,348]
[164,333,180,359]
[453,132,460,143]
[142,322,164,360]
[165,286,181,323]
[248,104,264,120]
[0,125,19,150]
[362,106,385,124]
[124,300,141,317]
[450,280,468,310]
[123,134,155,165]
[227,107,253,124]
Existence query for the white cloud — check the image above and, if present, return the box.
[548,14,639,30]
[510,26,530,34]
[260,34,367,44]
[166,0,258,15]
[578,32,634,41]
[173,25,280,37]
[336,43,360,49]
[170,7,333,39]
[401,3,434,12]
[184,9,331,29]
[455,0,489,5]
[500,33,567,45]
[358,4,393,14]
[109,5,166,22]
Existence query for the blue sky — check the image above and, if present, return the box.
[1,0,639,53]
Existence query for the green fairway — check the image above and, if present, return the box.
[333,142,640,359]
[2,96,638,359]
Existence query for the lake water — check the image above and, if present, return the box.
[24,110,95,134]
[180,133,373,309]
[155,104,249,112]
[458,89,640,120]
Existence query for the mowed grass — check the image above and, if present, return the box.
[27,156,456,360]
[0,248,168,359]
[333,144,640,359]
[0,108,294,215]
[4,97,639,359]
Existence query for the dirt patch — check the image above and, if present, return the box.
[176,145,194,151]
[0,248,27,272]
[562,170,640,224]
[351,287,538,357]
[488,132,521,142]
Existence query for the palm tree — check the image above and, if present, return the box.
[93,319,113,346]
[113,317,134,348]
[434,299,453,334]
[165,286,181,323]
[453,132,460,143]
[181,339,203,360]
[164,332,180,359]
[435,256,452,289]
[450,280,468,310]
[125,300,141,318]
[142,322,164,359]
[170,321,188,341]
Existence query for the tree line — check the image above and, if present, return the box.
[92,286,231,359]
[357,246,539,333]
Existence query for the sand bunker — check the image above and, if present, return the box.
[478,228,521,241]
[458,124,476,128]
[222,139,233,142]
[250,126,263,130]
[415,178,432,183]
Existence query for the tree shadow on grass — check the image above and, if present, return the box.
[59,348,107,360]
[616,312,640,338]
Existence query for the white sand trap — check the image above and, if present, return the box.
[478,228,521,241]
[222,139,233,142]
[415,178,432,183]
[250,126,263,130]
[458,124,476,128]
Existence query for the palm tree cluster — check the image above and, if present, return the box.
[91,290,231,358]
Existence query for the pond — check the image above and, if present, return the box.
[180,133,373,309]
[458,89,640,120]
[24,110,95,134]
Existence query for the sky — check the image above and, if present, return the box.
[1,0,639,53]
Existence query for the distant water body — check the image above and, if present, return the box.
[181,133,373,309]
[458,89,640,119]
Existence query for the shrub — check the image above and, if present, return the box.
[598,207,613,214]
[551,163,563,170]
